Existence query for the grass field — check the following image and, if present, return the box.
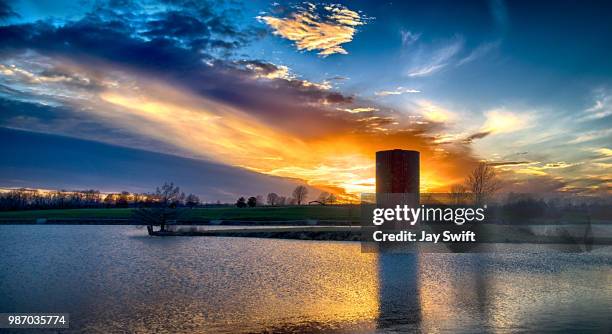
[0,205,361,221]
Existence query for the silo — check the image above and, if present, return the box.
[375,149,420,194]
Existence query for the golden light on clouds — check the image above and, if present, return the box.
[595,147,612,157]
[482,109,530,134]
[336,107,379,113]
[417,100,455,123]
[99,90,308,172]
[99,87,381,199]
[1,56,484,199]
[94,81,467,199]
[258,3,367,56]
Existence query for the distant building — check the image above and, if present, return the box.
[376,149,420,194]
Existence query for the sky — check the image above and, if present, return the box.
[0,127,316,201]
[0,0,610,199]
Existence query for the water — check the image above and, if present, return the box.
[0,226,610,333]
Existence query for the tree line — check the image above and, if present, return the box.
[235,185,338,208]
[0,183,339,211]
[0,182,203,211]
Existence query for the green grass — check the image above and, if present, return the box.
[0,206,361,221]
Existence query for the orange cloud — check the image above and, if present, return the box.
[258,3,367,56]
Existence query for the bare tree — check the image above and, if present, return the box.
[133,182,185,232]
[155,182,184,207]
[267,192,279,206]
[328,193,337,204]
[185,194,200,208]
[317,192,331,204]
[465,162,501,204]
[292,185,308,205]
[449,184,468,205]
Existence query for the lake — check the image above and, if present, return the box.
[1,225,611,333]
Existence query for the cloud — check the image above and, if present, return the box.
[489,0,509,31]
[487,160,532,167]
[0,0,18,20]
[374,87,420,96]
[482,109,531,134]
[242,61,292,80]
[0,1,259,74]
[336,107,378,113]
[457,40,500,66]
[594,148,612,157]
[569,128,612,144]
[500,174,568,193]
[463,131,491,143]
[583,89,612,120]
[258,3,368,56]
[400,30,421,47]
[415,100,456,123]
[408,64,447,78]
[407,37,463,77]
[513,161,578,176]
[541,162,576,169]
[0,62,101,89]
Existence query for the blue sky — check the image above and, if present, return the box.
[0,0,610,197]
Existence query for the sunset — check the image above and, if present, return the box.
[0,1,610,333]
[1,0,609,200]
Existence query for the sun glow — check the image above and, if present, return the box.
[95,84,458,200]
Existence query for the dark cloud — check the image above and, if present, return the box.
[0,1,255,71]
[463,131,490,143]
[0,1,361,138]
[325,92,353,104]
[236,60,281,76]
[500,175,567,193]
[327,75,349,81]
[487,160,531,167]
[0,0,18,20]
[0,98,183,155]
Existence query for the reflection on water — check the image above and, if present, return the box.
[0,226,611,333]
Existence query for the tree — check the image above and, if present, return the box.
[116,191,130,208]
[256,195,264,207]
[465,162,501,204]
[277,196,287,206]
[247,196,257,207]
[133,182,185,232]
[236,197,247,208]
[185,194,200,208]
[502,193,547,221]
[449,184,468,205]
[327,194,337,204]
[133,206,179,232]
[317,192,331,204]
[103,194,115,208]
[267,192,279,206]
[155,182,184,207]
[292,185,308,205]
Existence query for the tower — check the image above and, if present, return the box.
[375,149,420,194]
